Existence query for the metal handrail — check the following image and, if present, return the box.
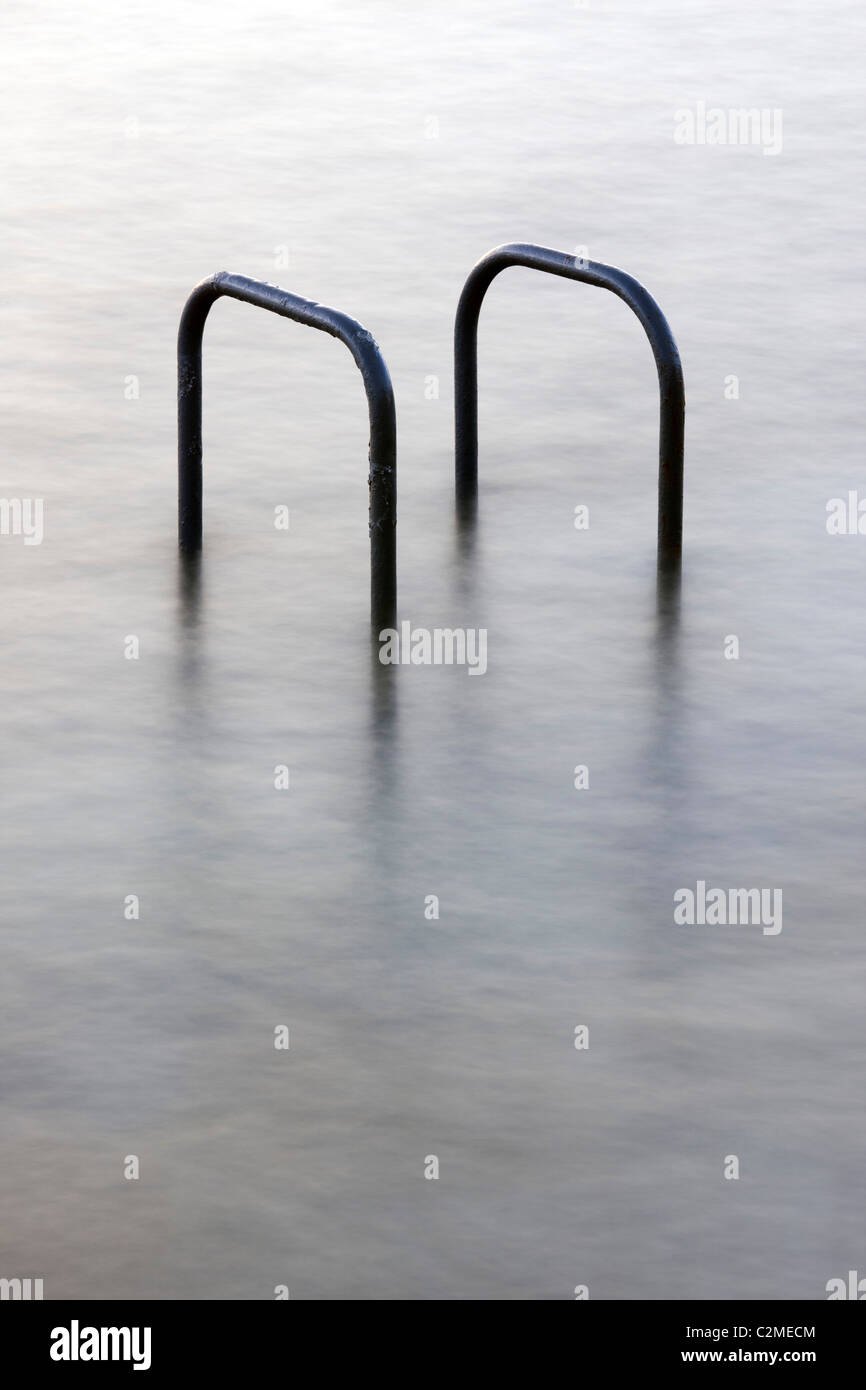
[178,272,397,625]
[454,243,685,568]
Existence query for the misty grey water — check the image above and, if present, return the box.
[2,0,864,1299]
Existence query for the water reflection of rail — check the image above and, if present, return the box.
[177,272,397,629]
[454,243,685,572]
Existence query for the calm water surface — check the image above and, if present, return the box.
[1,0,864,1298]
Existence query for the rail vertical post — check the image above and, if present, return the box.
[177,272,397,627]
[454,243,685,569]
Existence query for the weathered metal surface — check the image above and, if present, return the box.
[178,272,397,626]
[454,243,685,569]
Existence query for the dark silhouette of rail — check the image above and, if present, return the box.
[454,243,685,569]
[178,272,396,626]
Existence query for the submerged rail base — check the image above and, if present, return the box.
[178,272,397,627]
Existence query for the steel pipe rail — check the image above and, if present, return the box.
[178,272,397,626]
[454,243,685,568]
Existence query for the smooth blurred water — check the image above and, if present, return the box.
[1,0,864,1299]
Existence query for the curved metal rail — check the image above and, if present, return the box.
[178,272,397,625]
[454,243,685,568]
